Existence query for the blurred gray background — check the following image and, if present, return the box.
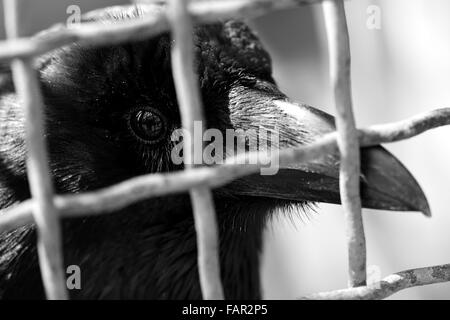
[1,0,449,299]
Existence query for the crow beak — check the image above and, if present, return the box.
[223,90,430,216]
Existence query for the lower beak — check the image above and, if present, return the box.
[222,94,430,216]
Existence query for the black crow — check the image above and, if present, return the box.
[0,4,429,299]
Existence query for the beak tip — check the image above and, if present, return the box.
[420,201,432,218]
[410,182,431,217]
[360,146,432,218]
[407,187,431,217]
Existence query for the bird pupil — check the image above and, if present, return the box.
[130,109,166,144]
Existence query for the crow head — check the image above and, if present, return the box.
[0,4,429,299]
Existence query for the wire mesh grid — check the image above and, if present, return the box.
[0,0,449,300]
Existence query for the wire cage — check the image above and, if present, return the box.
[0,0,449,300]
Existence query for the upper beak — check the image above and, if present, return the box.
[221,89,430,216]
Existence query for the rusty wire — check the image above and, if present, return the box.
[322,0,366,288]
[168,0,224,300]
[3,0,67,299]
[0,0,449,300]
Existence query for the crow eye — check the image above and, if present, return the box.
[129,107,167,145]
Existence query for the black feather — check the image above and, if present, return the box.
[0,4,304,299]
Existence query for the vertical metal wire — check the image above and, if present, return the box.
[3,0,68,300]
[168,0,225,299]
[322,0,367,287]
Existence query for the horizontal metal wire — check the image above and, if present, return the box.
[1,108,450,232]
[0,0,320,62]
